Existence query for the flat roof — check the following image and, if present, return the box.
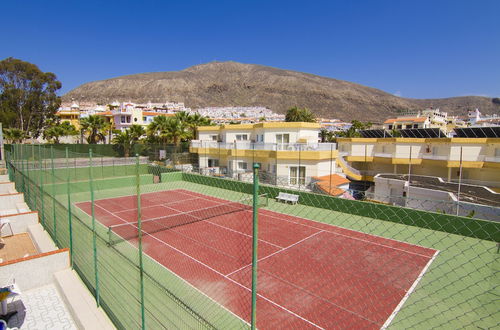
[377,174,500,207]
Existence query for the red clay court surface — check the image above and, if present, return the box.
[76,189,438,329]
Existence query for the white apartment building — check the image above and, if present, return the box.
[190,122,339,188]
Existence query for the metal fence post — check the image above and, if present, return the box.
[136,154,146,329]
[251,163,260,330]
[66,147,73,268]
[51,146,57,245]
[89,149,100,307]
[38,145,45,227]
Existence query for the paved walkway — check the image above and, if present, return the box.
[5,284,77,329]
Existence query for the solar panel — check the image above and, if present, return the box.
[359,129,393,138]
[454,127,500,138]
[399,128,446,138]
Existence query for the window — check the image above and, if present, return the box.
[276,134,290,143]
[397,125,402,129]
[413,124,418,128]
[208,159,219,167]
[495,148,500,157]
[238,162,248,170]
[388,125,393,130]
[289,166,306,185]
[143,117,147,122]
[134,117,138,122]
[405,124,412,129]
[236,134,248,141]
[121,116,126,123]
[210,135,218,141]
[126,116,131,123]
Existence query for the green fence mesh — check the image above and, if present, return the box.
[4,143,499,329]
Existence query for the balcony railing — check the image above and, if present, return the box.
[373,152,393,158]
[484,156,500,163]
[421,154,449,160]
[191,141,337,151]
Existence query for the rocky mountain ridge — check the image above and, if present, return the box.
[64,61,500,122]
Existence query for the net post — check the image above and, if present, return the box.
[38,145,45,227]
[251,163,260,330]
[136,154,146,329]
[66,147,73,268]
[89,149,100,307]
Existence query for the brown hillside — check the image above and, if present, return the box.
[63,62,500,122]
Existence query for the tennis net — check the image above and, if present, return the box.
[107,194,267,245]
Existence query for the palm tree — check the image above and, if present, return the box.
[147,115,170,144]
[129,124,145,141]
[164,117,188,145]
[80,115,107,144]
[186,113,212,140]
[112,129,133,157]
[147,115,188,145]
[285,106,316,122]
[3,128,25,143]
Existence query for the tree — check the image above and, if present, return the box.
[163,117,188,145]
[80,115,107,144]
[112,129,134,157]
[43,121,78,144]
[185,112,212,140]
[285,106,316,122]
[129,124,145,141]
[0,57,62,137]
[147,115,189,145]
[147,115,170,144]
[336,120,373,138]
[3,128,25,143]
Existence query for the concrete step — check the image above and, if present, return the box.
[54,269,116,330]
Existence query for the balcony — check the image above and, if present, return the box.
[484,156,500,163]
[373,152,393,158]
[421,154,449,160]
[190,141,337,151]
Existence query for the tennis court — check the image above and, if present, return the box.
[76,188,438,329]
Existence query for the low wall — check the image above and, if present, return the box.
[160,171,183,182]
[0,249,70,290]
[0,211,38,234]
[0,182,16,194]
[0,193,25,211]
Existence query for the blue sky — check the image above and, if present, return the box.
[2,0,499,98]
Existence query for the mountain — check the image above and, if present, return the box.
[63,62,500,122]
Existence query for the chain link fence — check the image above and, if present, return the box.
[4,143,499,329]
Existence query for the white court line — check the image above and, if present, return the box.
[164,203,284,250]
[259,211,435,259]
[381,249,440,329]
[178,190,436,259]
[112,197,200,215]
[94,203,250,327]
[135,222,324,329]
[225,230,323,277]
[98,201,323,329]
[159,189,436,258]
[259,268,379,327]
